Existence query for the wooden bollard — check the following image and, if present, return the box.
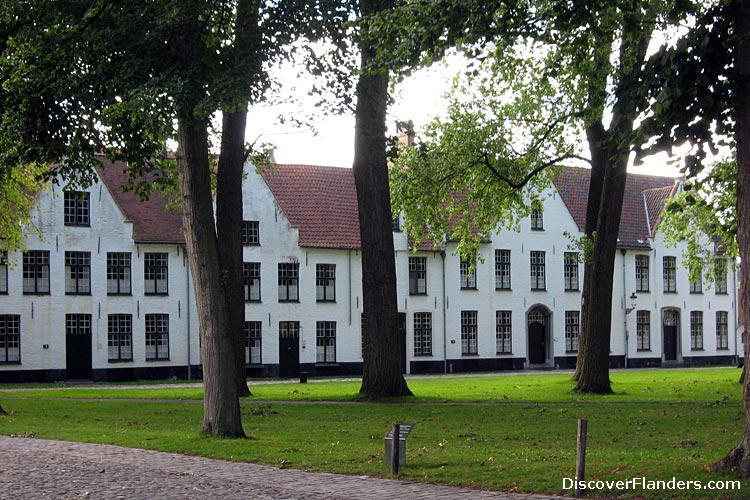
[390,422,400,475]
[576,419,588,497]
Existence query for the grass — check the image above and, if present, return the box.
[1,367,748,499]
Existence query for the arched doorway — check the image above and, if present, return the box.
[527,306,551,366]
[662,308,681,363]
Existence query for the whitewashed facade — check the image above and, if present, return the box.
[0,159,738,382]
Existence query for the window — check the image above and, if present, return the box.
[413,312,432,356]
[144,253,168,295]
[689,268,703,294]
[107,252,131,295]
[530,251,546,290]
[245,321,262,364]
[145,314,169,360]
[242,220,260,245]
[392,215,401,232]
[66,313,91,338]
[280,321,300,338]
[460,258,476,289]
[243,262,261,302]
[0,252,7,294]
[690,311,703,350]
[714,259,728,294]
[530,203,543,230]
[409,256,427,295]
[496,310,512,354]
[495,249,511,290]
[636,310,650,351]
[23,250,50,294]
[316,264,336,302]
[107,314,132,361]
[278,262,299,301]
[64,191,90,226]
[565,311,580,352]
[0,315,20,363]
[316,321,336,363]
[635,255,650,292]
[663,256,676,292]
[461,310,478,355]
[716,311,729,350]
[65,251,91,295]
[564,252,579,291]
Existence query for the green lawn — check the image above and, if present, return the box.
[1,367,748,499]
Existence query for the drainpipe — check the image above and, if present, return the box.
[441,250,448,373]
[348,250,352,326]
[621,249,629,368]
[184,245,192,380]
[733,262,739,365]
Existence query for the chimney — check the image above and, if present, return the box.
[396,120,415,147]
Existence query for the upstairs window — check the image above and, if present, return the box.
[689,267,703,294]
[714,258,728,294]
[409,256,427,295]
[530,251,546,290]
[107,252,131,295]
[278,262,299,302]
[459,258,476,290]
[23,250,50,294]
[242,220,260,245]
[65,251,91,295]
[635,255,650,292]
[663,256,677,293]
[564,252,579,291]
[64,191,90,226]
[495,249,511,290]
[244,262,261,302]
[316,264,336,302]
[0,252,7,294]
[144,253,168,295]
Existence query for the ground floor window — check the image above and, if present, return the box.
[316,321,336,363]
[716,311,729,350]
[413,312,432,356]
[145,314,169,360]
[636,310,651,351]
[245,321,262,364]
[461,310,478,355]
[0,315,20,363]
[108,314,133,361]
[690,311,703,350]
[495,310,512,354]
[564,311,579,352]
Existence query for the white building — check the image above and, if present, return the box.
[0,157,738,382]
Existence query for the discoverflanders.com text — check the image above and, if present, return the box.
[562,476,741,493]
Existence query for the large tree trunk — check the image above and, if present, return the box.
[354,0,411,399]
[217,109,251,398]
[713,0,750,477]
[177,114,245,437]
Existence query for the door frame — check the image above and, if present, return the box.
[526,305,552,366]
[662,308,681,364]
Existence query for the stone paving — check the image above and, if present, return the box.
[0,436,565,500]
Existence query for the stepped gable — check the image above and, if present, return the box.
[95,157,184,244]
[260,164,361,249]
[553,167,678,249]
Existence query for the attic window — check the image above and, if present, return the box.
[64,191,90,226]
[242,221,260,245]
[530,202,544,230]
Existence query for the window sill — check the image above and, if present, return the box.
[495,288,512,292]
[413,354,433,357]
[65,292,92,296]
[565,350,579,354]
[690,348,704,352]
[315,363,339,367]
[636,289,650,294]
[530,228,544,231]
[409,292,428,296]
[108,293,133,297]
[279,299,300,303]
[715,291,729,295]
[145,293,169,296]
[23,292,50,296]
[531,288,547,292]
[689,291,703,294]
[636,348,652,352]
[663,290,677,294]
[108,359,134,363]
[496,352,513,356]
[0,361,21,365]
[246,299,262,303]
[64,224,91,228]
[316,300,337,304]
[460,287,478,291]
[146,358,170,362]
[717,347,730,351]
[461,353,479,357]
[564,288,580,292]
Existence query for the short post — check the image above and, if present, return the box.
[576,419,588,498]
[390,422,400,475]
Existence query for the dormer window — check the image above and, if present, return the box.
[530,202,543,230]
[242,220,260,245]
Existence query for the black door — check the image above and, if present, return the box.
[528,322,546,364]
[399,313,407,374]
[66,314,92,379]
[279,331,300,378]
[664,325,678,361]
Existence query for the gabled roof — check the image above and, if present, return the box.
[553,167,679,249]
[259,164,361,249]
[95,157,184,244]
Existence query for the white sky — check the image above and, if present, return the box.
[245,57,692,178]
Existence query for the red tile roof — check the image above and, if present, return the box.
[95,157,184,244]
[259,164,361,249]
[553,167,680,249]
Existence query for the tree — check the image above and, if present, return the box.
[354,0,412,398]
[391,0,694,393]
[0,0,346,435]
